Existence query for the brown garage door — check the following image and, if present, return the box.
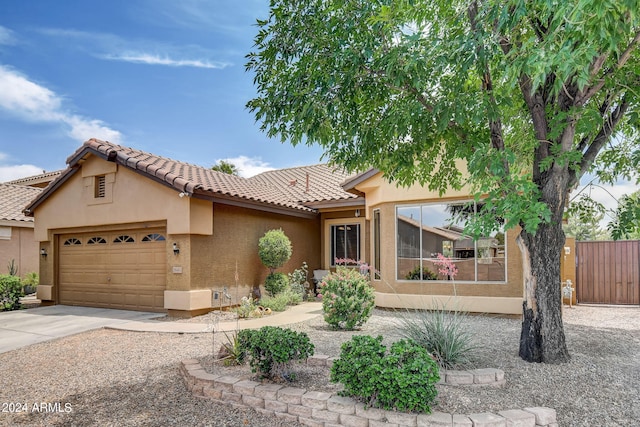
[58,229,166,312]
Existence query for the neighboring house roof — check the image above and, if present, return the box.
[397,215,463,241]
[24,139,361,217]
[0,183,42,225]
[6,170,63,188]
[250,164,360,205]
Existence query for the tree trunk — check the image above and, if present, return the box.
[517,219,570,363]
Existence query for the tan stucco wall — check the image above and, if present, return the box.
[32,155,212,242]
[358,181,525,314]
[356,168,472,218]
[0,225,38,277]
[166,203,321,307]
[561,237,577,305]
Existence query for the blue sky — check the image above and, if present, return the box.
[0,0,637,223]
[0,0,325,180]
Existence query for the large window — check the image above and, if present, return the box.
[396,202,505,282]
[331,223,360,266]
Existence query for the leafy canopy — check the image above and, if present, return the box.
[247,0,640,237]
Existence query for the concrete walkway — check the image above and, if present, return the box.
[0,305,161,354]
[106,302,323,334]
[0,302,323,354]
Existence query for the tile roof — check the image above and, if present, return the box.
[0,183,42,223]
[249,164,359,204]
[6,170,63,188]
[26,139,361,216]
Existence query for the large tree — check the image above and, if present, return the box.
[211,160,240,176]
[246,0,640,363]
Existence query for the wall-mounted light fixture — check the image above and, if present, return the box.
[355,209,360,218]
[173,243,180,255]
[564,246,571,255]
[40,248,47,258]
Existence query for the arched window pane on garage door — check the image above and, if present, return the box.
[63,238,82,246]
[87,237,107,244]
[113,235,135,243]
[142,233,166,242]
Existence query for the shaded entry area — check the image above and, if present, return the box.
[576,240,640,305]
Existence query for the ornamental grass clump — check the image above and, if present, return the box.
[398,306,479,370]
[331,335,439,413]
[319,266,375,330]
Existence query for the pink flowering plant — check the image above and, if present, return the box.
[319,260,375,330]
[432,253,458,296]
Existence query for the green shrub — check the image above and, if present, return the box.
[405,265,438,280]
[288,262,309,299]
[0,274,24,311]
[237,326,314,380]
[331,335,440,413]
[234,296,261,318]
[319,267,375,330]
[259,293,288,312]
[261,287,303,312]
[264,272,289,296]
[258,229,292,273]
[398,307,479,369]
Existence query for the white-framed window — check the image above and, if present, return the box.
[0,226,11,240]
[396,201,506,282]
[330,223,361,266]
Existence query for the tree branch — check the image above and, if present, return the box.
[569,96,630,188]
[576,29,640,105]
[468,1,509,174]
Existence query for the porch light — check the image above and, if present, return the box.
[173,243,180,255]
[40,248,47,258]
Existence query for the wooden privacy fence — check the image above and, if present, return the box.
[576,240,640,305]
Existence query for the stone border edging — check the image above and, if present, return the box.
[306,355,506,387]
[180,358,557,427]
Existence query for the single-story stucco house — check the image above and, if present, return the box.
[0,171,61,277]
[24,139,527,316]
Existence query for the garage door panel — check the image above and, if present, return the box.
[59,229,166,312]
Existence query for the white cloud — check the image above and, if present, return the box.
[0,25,16,45]
[0,164,45,182]
[101,53,229,69]
[0,65,122,143]
[218,156,275,178]
[38,27,231,70]
[572,178,640,226]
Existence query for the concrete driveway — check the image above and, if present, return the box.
[0,305,161,354]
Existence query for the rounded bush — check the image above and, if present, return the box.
[237,326,314,380]
[258,229,292,272]
[331,335,440,413]
[0,274,24,311]
[264,272,289,296]
[319,267,375,330]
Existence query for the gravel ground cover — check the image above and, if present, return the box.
[1,305,638,426]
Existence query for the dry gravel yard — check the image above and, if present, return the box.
[1,304,639,426]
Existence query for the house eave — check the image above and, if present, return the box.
[303,197,365,210]
[194,192,319,219]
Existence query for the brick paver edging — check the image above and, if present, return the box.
[180,358,558,427]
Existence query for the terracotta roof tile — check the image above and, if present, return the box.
[0,183,42,223]
[71,140,324,212]
[249,164,359,203]
[27,139,363,216]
